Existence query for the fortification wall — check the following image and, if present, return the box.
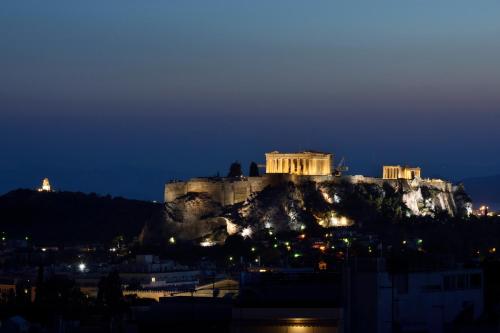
[165,182,188,203]
[165,177,272,206]
[165,174,454,207]
[187,179,225,203]
[341,175,387,186]
[423,179,452,192]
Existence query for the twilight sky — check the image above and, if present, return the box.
[1,0,500,200]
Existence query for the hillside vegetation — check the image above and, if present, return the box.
[0,189,162,245]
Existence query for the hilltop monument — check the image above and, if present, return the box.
[265,151,332,176]
[383,165,421,180]
[37,178,52,192]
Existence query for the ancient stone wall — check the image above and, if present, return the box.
[165,174,456,211]
[165,177,271,206]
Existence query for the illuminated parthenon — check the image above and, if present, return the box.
[265,151,332,176]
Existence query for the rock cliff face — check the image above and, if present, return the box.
[398,178,472,217]
[144,176,472,245]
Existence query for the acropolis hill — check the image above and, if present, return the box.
[154,151,474,243]
[165,151,464,215]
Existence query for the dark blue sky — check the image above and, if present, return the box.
[1,1,500,200]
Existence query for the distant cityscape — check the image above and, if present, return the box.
[1,150,500,332]
[3,1,500,332]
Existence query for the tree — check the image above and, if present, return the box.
[249,162,260,177]
[97,271,127,332]
[97,271,124,313]
[227,161,243,178]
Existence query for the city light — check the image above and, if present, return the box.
[241,227,253,238]
[78,263,86,272]
[200,240,215,247]
[169,237,176,244]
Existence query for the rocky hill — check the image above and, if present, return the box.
[143,176,472,245]
[0,189,163,245]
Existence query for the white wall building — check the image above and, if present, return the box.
[348,259,483,333]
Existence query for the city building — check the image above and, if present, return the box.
[347,258,483,333]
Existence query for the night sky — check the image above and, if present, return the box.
[2,1,500,201]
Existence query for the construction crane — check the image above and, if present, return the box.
[333,157,349,176]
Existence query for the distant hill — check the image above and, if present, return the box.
[0,189,163,245]
[461,174,500,210]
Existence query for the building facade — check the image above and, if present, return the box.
[383,165,421,180]
[265,151,332,176]
[348,259,483,333]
